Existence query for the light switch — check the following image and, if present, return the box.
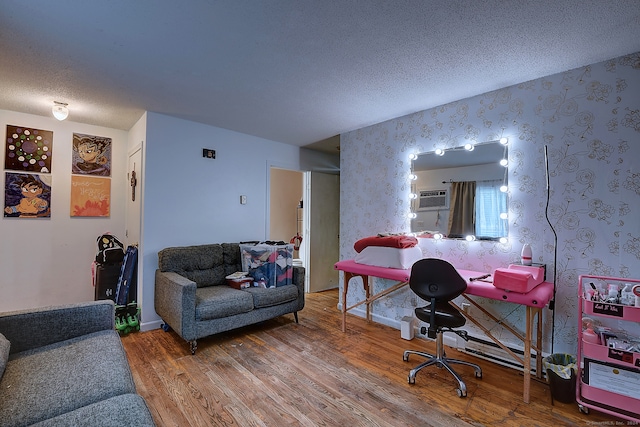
[240,195,247,205]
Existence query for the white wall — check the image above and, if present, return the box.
[0,110,128,312]
[0,109,306,325]
[139,112,302,327]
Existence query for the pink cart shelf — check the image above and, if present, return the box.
[577,275,640,423]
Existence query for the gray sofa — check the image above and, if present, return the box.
[155,242,305,354]
[0,300,155,427]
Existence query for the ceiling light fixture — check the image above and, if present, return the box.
[52,101,69,121]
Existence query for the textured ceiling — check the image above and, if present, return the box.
[1,1,639,149]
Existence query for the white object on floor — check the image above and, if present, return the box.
[401,316,415,340]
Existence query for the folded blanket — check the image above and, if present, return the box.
[354,235,418,253]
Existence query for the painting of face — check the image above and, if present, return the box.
[4,172,51,218]
[72,133,112,176]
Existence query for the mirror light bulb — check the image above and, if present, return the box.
[500,212,508,220]
[500,185,508,193]
[435,148,445,156]
[409,153,418,160]
[500,159,508,167]
[408,173,417,181]
[499,237,508,244]
[408,212,417,219]
[465,235,476,241]
[433,233,443,240]
[464,143,474,151]
[499,137,508,145]
[409,193,417,199]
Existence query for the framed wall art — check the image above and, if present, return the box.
[4,172,52,218]
[5,125,53,173]
[72,133,111,176]
[70,175,111,217]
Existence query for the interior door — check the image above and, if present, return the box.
[125,145,142,247]
[306,171,339,292]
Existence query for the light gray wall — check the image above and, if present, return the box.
[339,51,640,355]
[140,112,302,326]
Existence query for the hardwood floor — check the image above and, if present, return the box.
[121,289,621,426]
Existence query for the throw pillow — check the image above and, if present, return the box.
[0,332,10,380]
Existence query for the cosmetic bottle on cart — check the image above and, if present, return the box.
[521,243,532,266]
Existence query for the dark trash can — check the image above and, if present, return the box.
[543,353,577,404]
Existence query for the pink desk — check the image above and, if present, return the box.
[334,259,555,403]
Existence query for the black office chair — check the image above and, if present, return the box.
[403,258,482,397]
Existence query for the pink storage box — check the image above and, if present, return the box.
[492,264,544,293]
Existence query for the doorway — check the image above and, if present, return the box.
[303,171,340,292]
[125,144,142,247]
[269,167,304,258]
[269,168,339,293]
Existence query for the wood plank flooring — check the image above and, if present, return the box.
[121,289,623,426]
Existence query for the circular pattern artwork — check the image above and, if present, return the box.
[5,125,53,173]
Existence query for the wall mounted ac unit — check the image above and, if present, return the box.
[417,189,449,211]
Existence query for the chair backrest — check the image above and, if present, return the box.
[409,258,467,302]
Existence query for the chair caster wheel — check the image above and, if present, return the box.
[457,388,466,398]
[161,323,170,332]
[578,404,589,414]
[475,371,483,379]
[408,375,415,385]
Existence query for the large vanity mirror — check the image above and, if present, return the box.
[410,140,508,241]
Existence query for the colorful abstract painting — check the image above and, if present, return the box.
[5,125,53,173]
[70,175,111,217]
[72,133,112,176]
[4,172,52,218]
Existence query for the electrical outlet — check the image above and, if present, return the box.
[240,195,247,205]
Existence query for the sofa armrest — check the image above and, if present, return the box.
[0,300,115,355]
[292,266,305,292]
[292,266,306,310]
[154,270,197,340]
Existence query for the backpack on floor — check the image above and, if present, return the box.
[96,233,125,265]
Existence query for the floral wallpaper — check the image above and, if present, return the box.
[339,52,640,356]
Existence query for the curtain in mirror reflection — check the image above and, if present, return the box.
[447,181,475,238]
[447,180,506,240]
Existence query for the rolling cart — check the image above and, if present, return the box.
[577,274,640,423]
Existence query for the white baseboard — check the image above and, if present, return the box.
[140,319,163,332]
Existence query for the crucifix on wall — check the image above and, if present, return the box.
[130,166,137,202]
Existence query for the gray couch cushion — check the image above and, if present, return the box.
[0,332,9,380]
[195,286,254,321]
[29,394,155,427]
[0,330,136,427]
[244,285,298,309]
[158,243,242,287]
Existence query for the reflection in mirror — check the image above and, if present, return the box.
[410,140,508,241]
